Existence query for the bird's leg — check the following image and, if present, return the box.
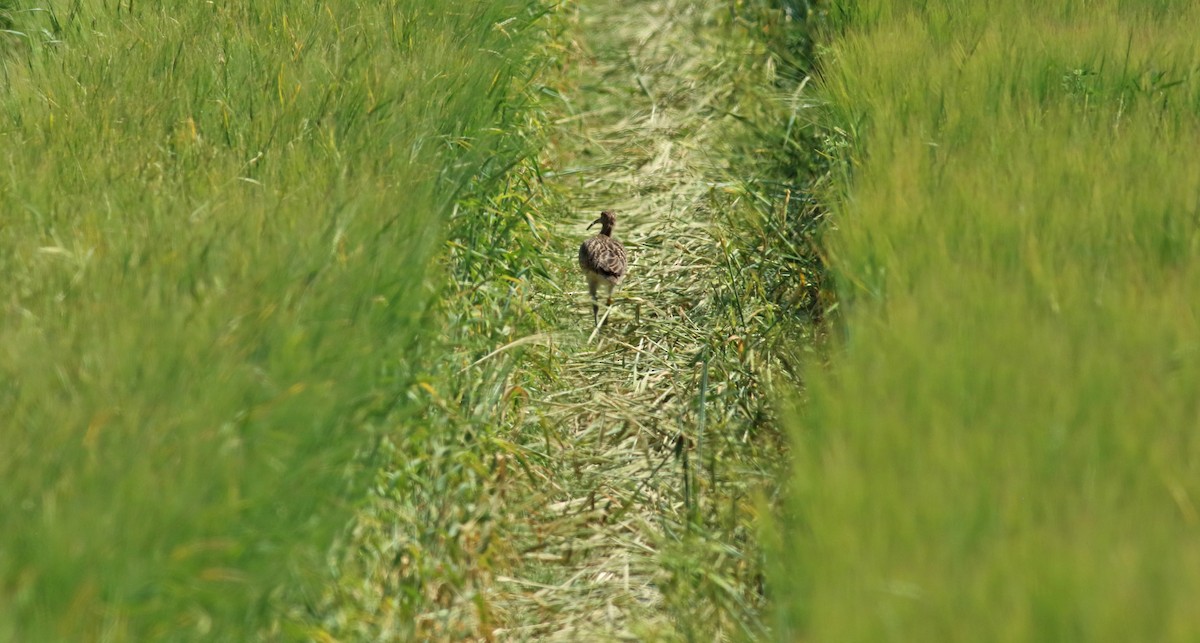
[589,280,599,326]
[603,284,615,326]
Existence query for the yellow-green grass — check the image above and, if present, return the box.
[775,1,1200,640]
[0,1,544,639]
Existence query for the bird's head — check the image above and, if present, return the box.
[588,210,617,234]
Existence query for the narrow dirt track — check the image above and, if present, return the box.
[488,0,783,638]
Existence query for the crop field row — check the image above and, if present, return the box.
[775,1,1200,640]
[0,1,546,638]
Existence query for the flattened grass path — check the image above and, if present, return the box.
[487,0,786,638]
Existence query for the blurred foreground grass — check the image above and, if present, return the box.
[0,1,545,639]
[775,1,1200,640]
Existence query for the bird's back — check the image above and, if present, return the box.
[579,235,627,284]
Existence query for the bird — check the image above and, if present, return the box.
[578,210,628,326]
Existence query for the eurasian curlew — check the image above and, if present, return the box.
[578,210,628,326]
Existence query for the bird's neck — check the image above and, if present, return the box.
[599,225,613,236]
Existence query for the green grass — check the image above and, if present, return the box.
[312,0,835,638]
[0,1,546,639]
[774,1,1200,640]
[308,53,559,641]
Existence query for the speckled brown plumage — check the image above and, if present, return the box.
[578,210,627,325]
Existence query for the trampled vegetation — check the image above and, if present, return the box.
[775,1,1200,640]
[316,0,821,638]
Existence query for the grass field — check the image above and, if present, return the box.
[12,0,1189,639]
[0,1,546,639]
[774,1,1200,640]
